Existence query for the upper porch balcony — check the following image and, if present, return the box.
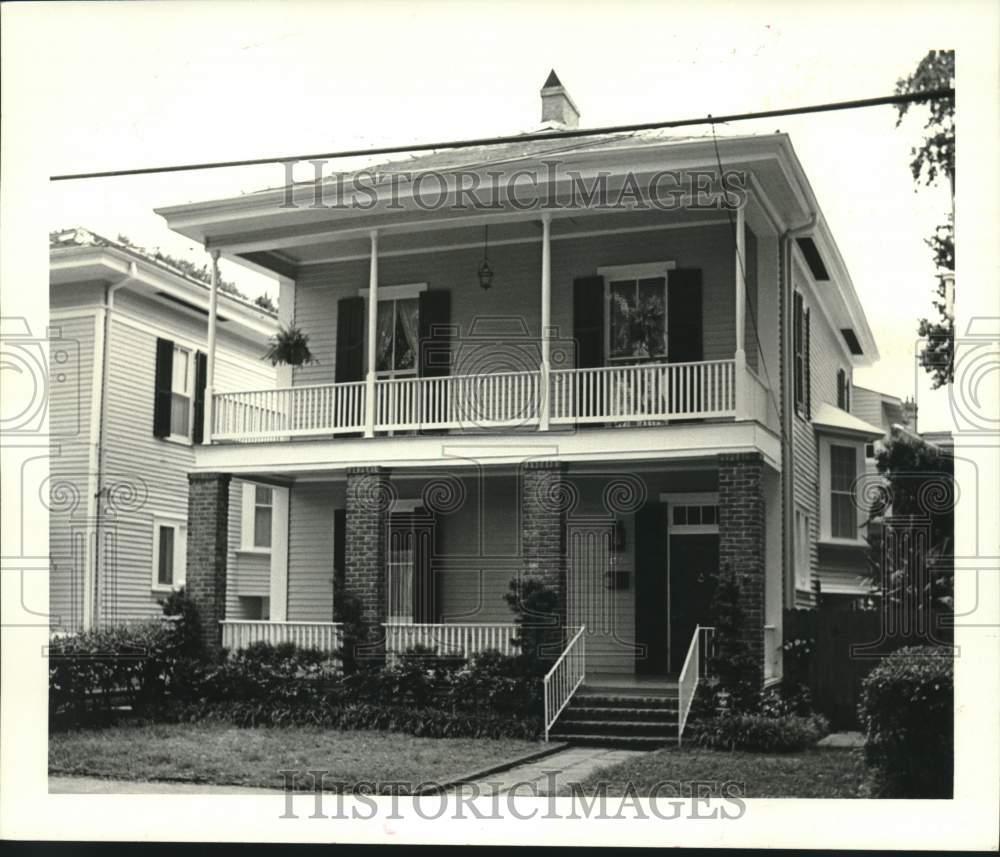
[211,356,773,441]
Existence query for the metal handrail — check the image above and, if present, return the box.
[542,625,586,742]
[677,625,715,745]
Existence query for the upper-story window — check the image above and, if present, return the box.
[599,263,673,364]
[153,337,206,443]
[376,296,419,376]
[837,369,851,412]
[170,345,193,439]
[793,291,810,417]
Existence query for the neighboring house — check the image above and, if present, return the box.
[155,73,888,734]
[811,384,911,607]
[48,229,278,632]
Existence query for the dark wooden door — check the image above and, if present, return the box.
[635,502,669,674]
[668,534,718,673]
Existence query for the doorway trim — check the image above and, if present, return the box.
[660,491,719,670]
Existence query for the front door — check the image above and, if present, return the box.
[668,533,718,673]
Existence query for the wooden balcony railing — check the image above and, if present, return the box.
[212,359,749,442]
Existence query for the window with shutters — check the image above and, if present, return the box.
[359,283,426,378]
[598,263,674,364]
[151,517,186,591]
[169,344,194,440]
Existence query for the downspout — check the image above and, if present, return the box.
[88,263,138,628]
[779,214,815,611]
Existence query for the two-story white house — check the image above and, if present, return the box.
[49,229,279,632]
[155,74,888,729]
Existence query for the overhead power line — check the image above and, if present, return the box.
[50,88,953,182]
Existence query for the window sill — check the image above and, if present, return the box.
[151,583,184,594]
[817,537,868,549]
[236,548,272,557]
[161,434,194,447]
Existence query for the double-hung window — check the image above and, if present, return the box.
[599,263,673,364]
[829,444,859,539]
[152,518,186,591]
[241,483,274,552]
[170,345,193,439]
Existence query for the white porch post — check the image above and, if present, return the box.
[734,203,748,419]
[364,229,379,438]
[539,212,552,431]
[205,249,221,443]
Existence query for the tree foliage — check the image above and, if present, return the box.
[894,50,955,389]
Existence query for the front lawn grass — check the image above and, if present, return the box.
[565,746,867,799]
[49,723,539,792]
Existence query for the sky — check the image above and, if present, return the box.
[31,1,970,430]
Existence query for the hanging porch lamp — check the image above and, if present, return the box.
[478,224,494,290]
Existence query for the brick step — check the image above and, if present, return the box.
[571,694,677,709]
[566,705,678,722]
[548,732,674,750]
[581,686,679,699]
[554,719,677,737]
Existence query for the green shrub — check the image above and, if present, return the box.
[688,712,829,752]
[858,645,953,798]
[49,621,182,729]
[759,680,815,718]
[157,587,202,658]
[504,575,562,676]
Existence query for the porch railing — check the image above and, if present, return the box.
[220,620,343,653]
[543,625,586,742]
[550,359,735,424]
[383,622,518,659]
[677,625,715,745]
[212,359,741,441]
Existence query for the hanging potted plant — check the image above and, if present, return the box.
[263,325,318,367]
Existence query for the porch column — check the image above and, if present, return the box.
[538,213,552,431]
[204,249,221,443]
[733,204,749,419]
[345,466,391,663]
[717,451,765,691]
[520,461,568,649]
[186,471,231,659]
[364,230,379,438]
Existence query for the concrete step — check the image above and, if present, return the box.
[554,719,677,737]
[581,685,679,698]
[572,694,677,709]
[548,733,674,750]
[566,705,678,722]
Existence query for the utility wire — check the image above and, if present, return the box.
[50,88,953,182]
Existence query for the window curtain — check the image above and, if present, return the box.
[395,298,419,371]
[375,301,395,372]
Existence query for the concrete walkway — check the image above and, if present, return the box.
[50,775,284,795]
[451,746,646,796]
[817,731,865,749]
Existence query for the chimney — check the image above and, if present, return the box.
[540,70,580,129]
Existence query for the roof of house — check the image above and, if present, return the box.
[812,402,885,439]
[50,227,278,343]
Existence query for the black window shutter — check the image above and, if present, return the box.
[192,351,208,444]
[793,292,803,411]
[153,337,174,438]
[335,296,365,382]
[667,269,703,363]
[805,307,812,419]
[418,290,451,378]
[573,275,605,368]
